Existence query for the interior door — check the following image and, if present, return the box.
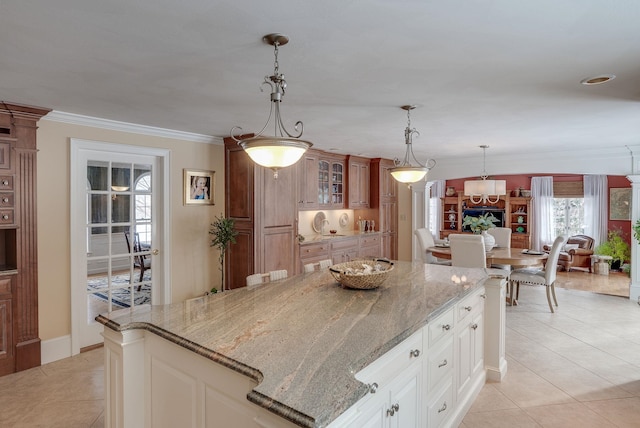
[71,140,169,353]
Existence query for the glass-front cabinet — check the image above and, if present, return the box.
[318,155,345,209]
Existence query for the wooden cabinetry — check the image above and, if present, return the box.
[347,156,370,209]
[507,197,531,249]
[0,102,50,376]
[439,194,532,249]
[297,152,319,210]
[299,233,382,271]
[331,236,359,264]
[225,137,298,290]
[371,159,398,260]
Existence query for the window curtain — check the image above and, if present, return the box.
[429,180,445,239]
[531,177,554,250]
[583,175,608,247]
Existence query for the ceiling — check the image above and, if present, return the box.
[1,0,639,165]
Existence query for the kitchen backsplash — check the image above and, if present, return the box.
[298,209,355,236]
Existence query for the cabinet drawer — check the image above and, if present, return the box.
[426,337,454,391]
[427,308,454,347]
[456,288,485,323]
[0,176,13,191]
[359,234,380,248]
[356,329,423,388]
[330,237,359,251]
[427,382,453,428]
[0,277,11,295]
[0,210,13,224]
[300,243,330,258]
[0,193,13,207]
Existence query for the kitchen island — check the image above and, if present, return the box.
[98,261,507,427]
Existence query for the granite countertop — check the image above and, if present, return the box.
[300,230,379,244]
[97,261,490,428]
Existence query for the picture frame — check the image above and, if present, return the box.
[184,169,215,205]
[609,187,631,221]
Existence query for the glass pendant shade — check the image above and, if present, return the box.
[390,167,428,183]
[463,145,505,204]
[240,138,311,170]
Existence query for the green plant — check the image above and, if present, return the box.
[462,212,499,234]
[633,219,640,243]
[594,229,630,267]
[209,215,238,291]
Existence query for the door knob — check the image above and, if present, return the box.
[152,249,159,255]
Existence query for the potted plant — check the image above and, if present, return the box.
[462,212,499,251]
[209,214,238,292]
[594,229,630,271]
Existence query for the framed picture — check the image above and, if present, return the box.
[184,169,215,205]
[609,187,631,221]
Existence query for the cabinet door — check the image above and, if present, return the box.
[348,159,370,208]
[318,160,330,207]
[389,365,421,428]
[380,162,397,200]
[456,310,484,403]
[331,161,345,207]
[348,398,386,428]
[297,154,318,210]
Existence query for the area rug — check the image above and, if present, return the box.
[87,270,151,308]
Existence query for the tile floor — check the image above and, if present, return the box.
[0,283,638,427]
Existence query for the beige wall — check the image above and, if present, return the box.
[37,120,224,341]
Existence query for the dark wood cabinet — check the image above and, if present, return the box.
[370,158,398,260]
[224,138,298,289]
[296,152,319,210]
[0,102,50,376]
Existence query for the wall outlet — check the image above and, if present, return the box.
[400,214,407,221]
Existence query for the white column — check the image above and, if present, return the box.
[411,181,428,261]
[484,275,508,381]
[103,328,146,428]
[626,175,640,302]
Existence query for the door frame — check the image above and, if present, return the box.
[70,138,171,355]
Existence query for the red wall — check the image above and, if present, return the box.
[445,174,631,244]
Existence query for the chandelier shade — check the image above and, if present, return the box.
[463,145,505,204]
[390,105,435,184]
[231,33,312,178]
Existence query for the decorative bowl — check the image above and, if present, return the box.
[329,259,394,290]
[520,190,531,197]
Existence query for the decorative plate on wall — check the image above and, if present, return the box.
[312,211,326,233]
[339,213,349,229]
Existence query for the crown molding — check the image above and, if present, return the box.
[42,111,223,145]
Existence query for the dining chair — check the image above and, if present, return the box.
[448,234,486,268]
[509,235,568,312]
[246,273,267,287]
[303,263,316,273]
[124,231,150,290]
[487,227,512,271]
[319,259,333,269]
[269,270,288,281]
[304,259,333,273]
[414,228,451,265]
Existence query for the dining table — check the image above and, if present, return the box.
[426,245,548,305]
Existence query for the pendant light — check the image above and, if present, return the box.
[463,145,506,204]
[390,105,436,184]
[231,33,312,178]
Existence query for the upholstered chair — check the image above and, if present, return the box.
[449,234,486,268]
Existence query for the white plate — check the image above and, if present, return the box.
[522,249,544,255]
[339,213,349,228]
[312,212,326,233]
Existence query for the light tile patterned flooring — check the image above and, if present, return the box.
[0,275,638,427]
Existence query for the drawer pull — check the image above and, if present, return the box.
[386,403,399,417]
[368,382,378,394]
[438,402,447,414]
[464,305,472,311]
[442,324,451,331]
[409,349,420,358]
[1,214,8,220]
[481,294,487,299]
[2,198,7,203]
[471,323,478,330]
[438,359,448,368]
[1,180,7,186]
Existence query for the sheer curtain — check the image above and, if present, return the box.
[531,177,554,250]
[584,175,608,246]
[428,180,445,239]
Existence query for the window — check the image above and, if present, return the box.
[553,198,584,237]
[428,197,439,238]
[135,173,151,245]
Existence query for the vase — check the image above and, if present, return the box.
[481,230,495,252]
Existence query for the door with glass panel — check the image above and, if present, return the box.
[74,147,162,350]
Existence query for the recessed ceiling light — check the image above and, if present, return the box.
[580,74,616,85]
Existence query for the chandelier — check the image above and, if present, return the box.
[463,145,506,204]
[231,33,312,178]
[390,105,436,184]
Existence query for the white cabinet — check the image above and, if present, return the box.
[348,330,423,428]
[455,289,485,406]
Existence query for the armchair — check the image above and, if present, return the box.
[543,234,594,272]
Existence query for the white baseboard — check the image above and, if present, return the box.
[41,335,72,364]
